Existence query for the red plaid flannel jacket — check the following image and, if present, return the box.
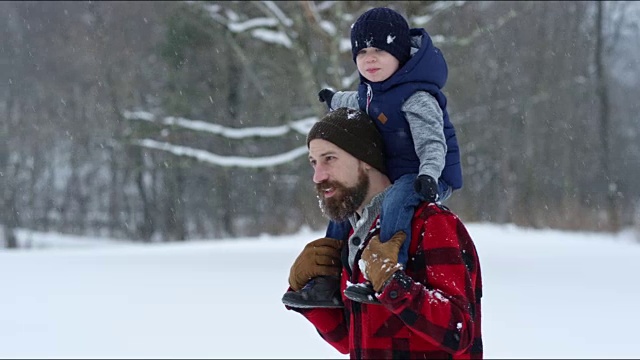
[288,203,483,359]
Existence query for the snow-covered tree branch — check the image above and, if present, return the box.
[123,111,317,139]
[133,139,309,168]
[124,111,318,168]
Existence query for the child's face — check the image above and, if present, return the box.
[355,47,400,83]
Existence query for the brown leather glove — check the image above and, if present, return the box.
[289,238,343,291]
[360,231,405,292]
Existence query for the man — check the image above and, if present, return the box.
[282,107,483,359]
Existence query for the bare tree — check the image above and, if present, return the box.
[2,1,640,246]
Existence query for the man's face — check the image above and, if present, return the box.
[308,139,370,222]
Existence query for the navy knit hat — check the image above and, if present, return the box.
[350,7,411,65]
[307,108,386,175]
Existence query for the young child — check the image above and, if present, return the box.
[284,7,462,307]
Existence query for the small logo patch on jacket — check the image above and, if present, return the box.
[377,112,388,124]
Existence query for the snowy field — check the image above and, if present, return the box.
[1,223,639,359]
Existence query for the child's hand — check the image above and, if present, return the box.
[414,175,439,203]
[318,88,335,108]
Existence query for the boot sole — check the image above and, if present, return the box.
[281,296,344,309]
[343,285,381,305]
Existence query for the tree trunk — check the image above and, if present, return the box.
[595,1,619,232]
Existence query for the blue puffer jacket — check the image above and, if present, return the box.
[357,28,462,189]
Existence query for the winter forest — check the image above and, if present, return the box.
[2,1,640,247]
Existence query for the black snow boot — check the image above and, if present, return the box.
[343,282,381,305]
[282,275,343,308]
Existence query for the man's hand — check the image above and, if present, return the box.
[289,238,343,291]
[318,88,335,109]
[414,175,439,203]
[359,232,405,292]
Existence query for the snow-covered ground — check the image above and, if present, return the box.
[1,224,639,359]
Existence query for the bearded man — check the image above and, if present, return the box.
[282,107,483,359]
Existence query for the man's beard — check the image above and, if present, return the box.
[316,167,369,222]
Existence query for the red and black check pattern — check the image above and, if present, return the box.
[287,203,483,359]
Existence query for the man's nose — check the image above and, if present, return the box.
[313,165,329,184]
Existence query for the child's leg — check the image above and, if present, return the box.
[325,219,351,240]
[343,176,418,305]
[437,178,453,203]
[280,219,349,309]
[344,174,430,305]
[380,173,422,267]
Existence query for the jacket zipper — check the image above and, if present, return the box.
[366,83,373,115]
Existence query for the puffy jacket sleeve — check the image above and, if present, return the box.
[403,91,446,181]
[376,207,481,355]
[330,91,359,110]
[283,289,349,354]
